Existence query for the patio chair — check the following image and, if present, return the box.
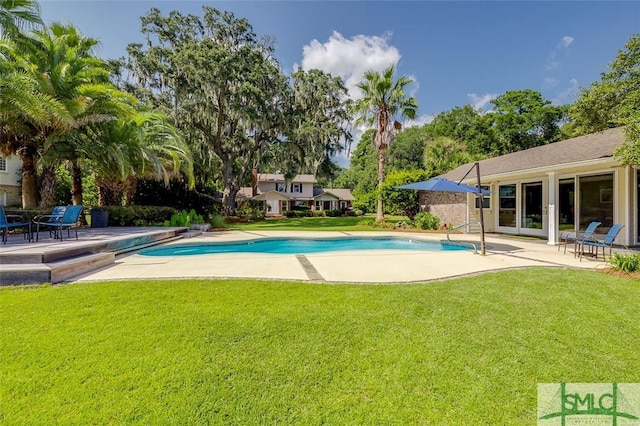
[558,221,601,255]
[0,206,32,244]
[578,224,624,261]
[35,205,84,242]
[32,205,66,239]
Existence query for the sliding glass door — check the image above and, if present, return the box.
[579,174,614,234]
[521,182,543,229]
[558,179,575,231]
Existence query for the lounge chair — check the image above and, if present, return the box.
[558,221,601,255]
[32,205,67,239]
[0,206,32,244]
[35,205,84,241]
[578,224,624,261]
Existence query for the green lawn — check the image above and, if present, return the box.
[2,269,638,424]
[224,215,407,231]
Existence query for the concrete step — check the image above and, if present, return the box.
[0,227,186,285]
[0,252,115,285]
[50,252,115,283]
[0,264,50,285]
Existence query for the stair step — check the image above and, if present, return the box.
[0,252,115,285]
[0,264,51,285]
[50,252,115,283]
[0,228,186,285]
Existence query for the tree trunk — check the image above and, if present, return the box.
[39,164,56,208]
[20,152,39,209]
[124,176,137,206]
[96,178,125,207]
[221,161,238,216]
[376,144,386,223]
[71,161,83,206]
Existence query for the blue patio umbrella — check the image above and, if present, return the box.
[395,164,489,255]
[395,178,491,194]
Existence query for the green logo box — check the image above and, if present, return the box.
[538,383,640,425]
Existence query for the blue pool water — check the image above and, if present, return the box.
[140,237,469,256]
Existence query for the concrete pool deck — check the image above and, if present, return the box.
[70,230,614,284]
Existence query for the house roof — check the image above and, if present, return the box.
[313,188,355,201]
[258,173,317,183]
[237,187,255,199]
[440,127,625,182]
[252,190,293,201]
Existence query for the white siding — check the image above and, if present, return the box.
[0,155,21,186]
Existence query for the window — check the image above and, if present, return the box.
[292,183,302,193]
[276,183,286,192]
[0,156,6,172]
[498,184,517,227]
[281,200,288,212]
[315,200,321,210]
[474,185,491,209]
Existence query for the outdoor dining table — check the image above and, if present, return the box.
[4,208,58,242]
[3,209,42,242]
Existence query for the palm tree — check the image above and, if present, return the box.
[0,23,136,207]
[423,137,481,178]
[351,65,418,222]
[0,0,42,37]
[90,112,194,206]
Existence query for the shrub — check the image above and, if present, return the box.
[373,220,395,230]
[134,178,222,216]
[313,210,325,217]
[325,209,343,217]
[353,209,364,216]
[208,213,225,229]
[352,191,376,214]
[164,209,204,227]
[357,218,375,227]
[608,253,640,273]
[236,200,265,220]
[414,212,440,230]
[102,206,178,226]
[286,210,313,218]
[380,169,428,219]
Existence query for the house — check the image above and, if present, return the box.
[423,128,638,247]
[238,170,354,216]
[0,154,22,206]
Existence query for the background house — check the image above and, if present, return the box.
[0,155,22,206]
[425,128,638,247]
[238,170,354,216]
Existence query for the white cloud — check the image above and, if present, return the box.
[559,36,574,48]
[298,31,421,168]
[546,36,574,70]
[405,114,434,128]
[467,93,498,111]
[297,31,402,99]
[542,77,558,89]
[545,56,559,70]
[552,78,580,105]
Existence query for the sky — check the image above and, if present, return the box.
[38,1,640,141]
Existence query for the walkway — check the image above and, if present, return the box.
[69,231,613,284]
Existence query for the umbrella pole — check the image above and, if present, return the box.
[475,162,486,255]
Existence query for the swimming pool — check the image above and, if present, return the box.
[140,237,470,256]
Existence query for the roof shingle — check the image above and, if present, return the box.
[441,127,625,181]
